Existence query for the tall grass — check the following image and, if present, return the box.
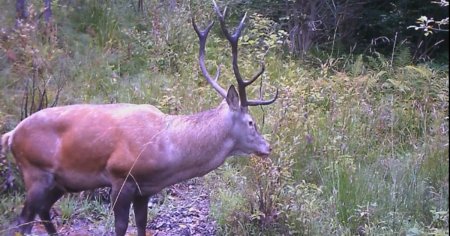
[207,51,448,234]
[0,0,448,235]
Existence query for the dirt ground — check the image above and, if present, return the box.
[23,179,217,236]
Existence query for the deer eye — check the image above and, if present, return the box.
[248,121,253,126]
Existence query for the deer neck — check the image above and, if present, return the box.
[164,103,236,177]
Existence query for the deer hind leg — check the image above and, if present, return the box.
[133,195,150,236]
[111,183,134,236]
[16,195,37,234]
[16,171,62,235]
[38,187,64,234]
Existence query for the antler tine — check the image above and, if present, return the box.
[212,0,277,107]
[246,88,279,106]
[212,0,248,106]
[192,17,227,98]
[212,0,228,36]
[246,63,265,86]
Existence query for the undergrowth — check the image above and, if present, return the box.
[0,0,448,235]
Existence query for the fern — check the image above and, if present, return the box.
[350,54,364,76]
[366,52,390,70]
[404,65,432,78]
[394,46,413,67]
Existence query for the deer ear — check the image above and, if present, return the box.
[226,85,240,111]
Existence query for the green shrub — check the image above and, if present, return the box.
[0,1,447,235]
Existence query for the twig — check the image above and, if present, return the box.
[130,173,143,196]
[390,32,398,68]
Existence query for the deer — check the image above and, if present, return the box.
[0,1,278,235]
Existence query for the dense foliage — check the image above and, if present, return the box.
[0,0,448,234]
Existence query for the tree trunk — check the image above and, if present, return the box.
[43,0,52,22]
[16,0,27,21]
[138,0,144,12]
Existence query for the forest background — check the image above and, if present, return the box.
[0,0,448,235]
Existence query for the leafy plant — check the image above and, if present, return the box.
[0,0,447,235]
[59,195,78,223]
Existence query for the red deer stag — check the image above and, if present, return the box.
[0,1,278,235]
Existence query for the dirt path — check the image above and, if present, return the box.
[27,178,217,235]
[147,179,217,236]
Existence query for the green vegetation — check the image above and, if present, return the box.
[0,0,448,235]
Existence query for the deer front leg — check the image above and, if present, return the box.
[111,185,133,236]
[133,195,150,236]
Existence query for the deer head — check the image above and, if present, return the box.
[192,0,278,157]
[0,2,279,236]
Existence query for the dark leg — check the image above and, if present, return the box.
[38,187,64,234]
[14,168,64,235]
[16,198,37,234]
[111,185,133,236]
[133,195,150,236]
[16,184,63,235]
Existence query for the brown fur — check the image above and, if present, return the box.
[4,2,278,234]
[2,99,271,236]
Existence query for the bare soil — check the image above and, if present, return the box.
[26,179,217,236]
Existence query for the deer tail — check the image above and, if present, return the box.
[0,131,14,159]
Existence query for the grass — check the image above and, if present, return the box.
[0,0,448,235]
[0,193,23,234]
[204,52,448,234]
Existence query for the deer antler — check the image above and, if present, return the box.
[212,0,278,107]
[192,18,227,98]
